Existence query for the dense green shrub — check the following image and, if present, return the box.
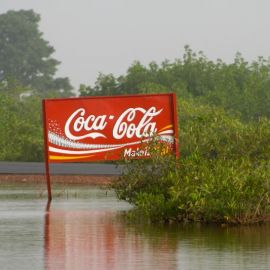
[0,79,74,161]
[113,99,270,224]
[0,89,43,161]
[114,153,270,225]
[179,99,270,162]
[0,83,43,161]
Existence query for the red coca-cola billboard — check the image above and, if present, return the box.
[43,93,178,163]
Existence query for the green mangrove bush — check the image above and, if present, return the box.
[113,99,270,224]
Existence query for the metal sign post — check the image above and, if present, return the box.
[43,100,52,201]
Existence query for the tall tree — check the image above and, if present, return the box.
[0,9,72,95]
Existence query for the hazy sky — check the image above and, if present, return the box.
[1,0,270,89]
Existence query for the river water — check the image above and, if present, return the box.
[0,183,269,270]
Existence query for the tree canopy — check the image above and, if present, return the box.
[80,46,270,121]
[0,9,72,96]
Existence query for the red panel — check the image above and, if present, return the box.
[43,93,178,163]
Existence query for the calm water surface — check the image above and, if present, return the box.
[0,183,270,270]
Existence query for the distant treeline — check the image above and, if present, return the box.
[80,46,270,121]
[1,47,270,162]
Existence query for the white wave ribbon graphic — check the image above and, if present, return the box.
[48,130,174,155]
[49,146,123,155]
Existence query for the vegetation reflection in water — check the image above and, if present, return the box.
[0,183,270,270]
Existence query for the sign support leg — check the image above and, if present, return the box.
[43,100,52,201]
[45,161,52,201]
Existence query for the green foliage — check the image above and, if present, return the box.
[79,73,118,96]
[113,99,270,224]
[0,84,43,161]
[80,46,270,121]
[115,155,270,224]
[0,77,77,161]
[179,99,270,162]
[0,9,73,95]
[173,156,270,224]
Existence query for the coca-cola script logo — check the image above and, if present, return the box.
[48,106,173,155]
[48,106,173,154]
[64,106,162,141]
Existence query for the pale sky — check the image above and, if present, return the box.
[1,0,270,89]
